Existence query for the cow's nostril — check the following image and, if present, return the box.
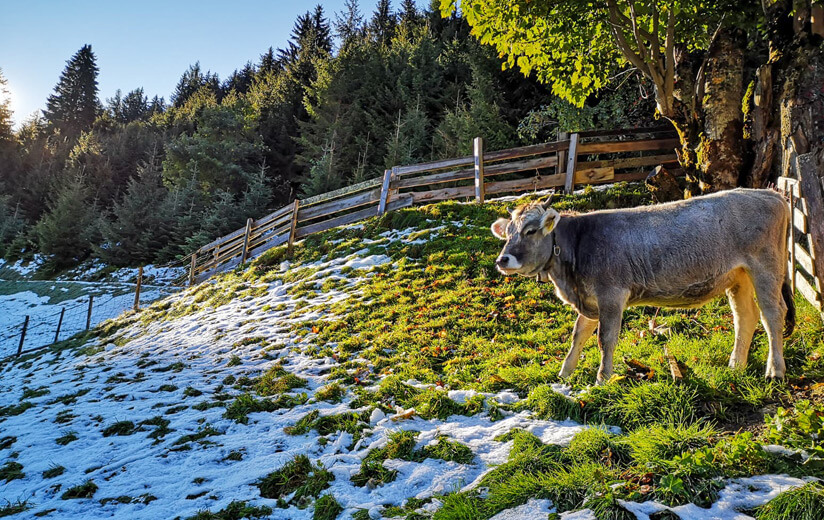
[496,255,509,267]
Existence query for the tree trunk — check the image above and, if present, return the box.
[664,29,747,194]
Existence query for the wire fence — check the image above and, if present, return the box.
[0,262,188,359]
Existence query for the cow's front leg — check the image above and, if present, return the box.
[559,314,598,379]
[596,301,625,385]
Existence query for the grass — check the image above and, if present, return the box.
[755,482,824,520]
[42,464,65,478]
[257,454,334,503]
[0,461,24,482]
[185,501,272,520]
[55,431,78,445]
[101,420,136,437]
[0,500,29,517]
[313,494,343,520]
[61,480,98,499]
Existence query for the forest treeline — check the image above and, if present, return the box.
[0,0,653,272]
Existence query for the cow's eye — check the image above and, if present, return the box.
[524,229,537,236]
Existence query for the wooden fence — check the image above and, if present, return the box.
[189,127,679,284]
[777,153,824,320]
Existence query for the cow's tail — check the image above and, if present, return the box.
[783,207,796,338]
[782,276,796,338]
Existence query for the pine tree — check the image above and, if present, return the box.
[258,47,279,77]
[399,0,419,27]
[369,0,396,45]
[172,63,221,107]
[44,45,100,138]
[335,0,364,47]
[96,151,170,266]
[121,88,150,122]
[224,62,256,95]
[0,69,20,192]
[34,175,95,269]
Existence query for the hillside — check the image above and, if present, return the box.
[1,185,824,520]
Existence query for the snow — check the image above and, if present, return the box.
[0,256,44,277]
[489,498,555,519]
[0,237,814,519]
[619,475,814,520]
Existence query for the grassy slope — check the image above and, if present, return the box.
[2,183,824,519]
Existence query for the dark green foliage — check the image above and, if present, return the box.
[0,461,24,482]
[313,494,343,520]
[44,44,100,138]
[61,480,98,499]
[42,464,65,479]
[0,437,15,450]
[101,420,136,437]
[257,454,334,502]
[514,384,582,421]
[185,500,272,520]
[34,175,95,269]
[0,500,29,517]
[55,431,79,445]
[0,401,34,417]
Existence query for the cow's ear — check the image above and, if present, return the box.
[540,208,561,234]
[491,218,509,240]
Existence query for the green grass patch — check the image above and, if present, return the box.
[55,431,78,445]
[61,480,98,499]
[755,482,824,520]
[42,464,65,479]
[185,500,271,519]
[313,494,343,520]
[0,461,24,483]
[257,454,334,503]
[101,420,136,437]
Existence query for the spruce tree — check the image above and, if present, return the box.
[335,0,364,47]
[121,88,149,122]
[0,69,20,191]
[44,45,100,138]
[369,0,396,45]
[96,152,170,266]
[172,63,220,107]
[34,175,95,269]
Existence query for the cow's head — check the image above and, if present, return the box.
[491,197,561,277]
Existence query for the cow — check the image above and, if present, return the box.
[491,189,795,384]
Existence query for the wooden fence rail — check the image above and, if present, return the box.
[777,157,824,320]
[189,127,679,284]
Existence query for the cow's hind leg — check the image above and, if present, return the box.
[559,314,598,379]
[727,273,758,369]
[752,272,788,379]
[596,297,626,385]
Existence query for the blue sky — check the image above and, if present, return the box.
[0,0,372,127]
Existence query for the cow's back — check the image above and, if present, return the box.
[561,189,788,305]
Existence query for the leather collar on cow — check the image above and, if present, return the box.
[537,229,561,283]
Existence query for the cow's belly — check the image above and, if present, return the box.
[629,268,744,309]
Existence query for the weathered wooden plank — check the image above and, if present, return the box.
[287,199,300,256]
[577,138,680,154]
[777,176,801,197]
[564,133,579,193]
[300,176,383,207]
[485,174,566,195]
[378,169,393,214]
[575,166,614,184]
[797,274,823,310]
[248,223,291,251]
[247,232,289,260]
[577,153,679,171]
[298,188,381,223]
[790,191,797,293]
[394,156,474,176]
[252,203,296,227]
[200,226,246,252]
[410,185,476,204]
[295,196,414,238]
[793,206,808,234]
[577,126,676,138]
[250,212,293,241]
[393,156,559,189]
[796,242,816,277]
[474,137,485,203]
[796,153,824,319]
[484,140,570,163]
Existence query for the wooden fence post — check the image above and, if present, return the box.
[557,131,568,178]
[240,217,254,264]
[287,199,300,256]
[189,252,197,287]
[474,137,485,203]
[133,265,143,312]
[797,154,824,320]
[17,316,29,356]
[789,190,797,293]
[564,133,579,194]
[86,295,94,330]
[212,245,220,275]
[378,169,393,215]
[54,308,65,344]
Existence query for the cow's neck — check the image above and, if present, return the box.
[540,219,587,314]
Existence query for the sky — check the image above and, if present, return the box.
[0,0,368,128]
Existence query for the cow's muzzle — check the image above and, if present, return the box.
[495,254,520,274]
